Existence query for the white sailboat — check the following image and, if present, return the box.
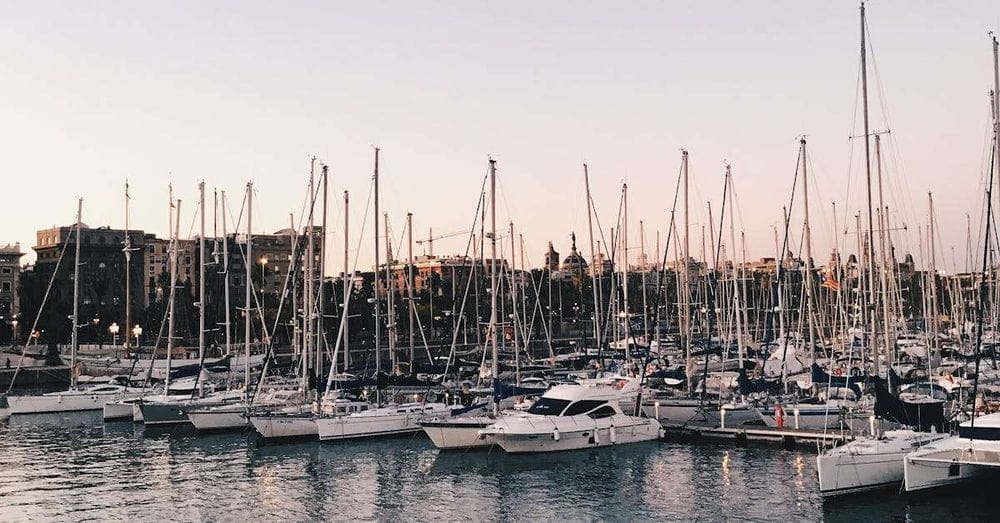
[8,200,140,415]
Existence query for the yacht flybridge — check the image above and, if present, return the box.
[479,377,662,453]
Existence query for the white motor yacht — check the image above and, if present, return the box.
[480,377,663,453]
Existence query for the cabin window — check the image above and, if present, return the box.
[588,406,616,419]
[526,398,571,416]
[562,400,606,416]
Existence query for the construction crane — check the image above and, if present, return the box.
[415,228,471,256]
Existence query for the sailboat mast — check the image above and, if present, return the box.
[124,182,131,352]
[343,190,350,370]
[167,199,180,394]
[407,212,415,369]
[244,183,252,399]
[928,192,938,350]
[583,164,602,357]
[860,1,879,378]
[801,139,817,363]
[71,198,82,389]
[489,158,499,385]
[222,191,231,354]
[305,160,315,386]
[373,148,381,396]
[682,150,692,389]
[199,181,206,363]
[320,165,328,380]
[623,183,630,361]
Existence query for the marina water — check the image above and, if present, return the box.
[1,412,996,521]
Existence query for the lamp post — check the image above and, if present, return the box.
[259,256,268,296]
[109,322,119,354]
[92,317,101,350]
[10,319,17,347]
[132,324,142,352]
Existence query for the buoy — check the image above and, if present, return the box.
[775,403,784,428]
[610,425,617,444]
[552,428,560,441]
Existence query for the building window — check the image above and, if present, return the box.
[1,267,10,274]
[1,282,10,293]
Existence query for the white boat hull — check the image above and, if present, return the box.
[817,430,948,496]
[317,404,450,441]
[132,402,144,422]
[420,417,495,449]
[640,400,761,427]
[8,391,124,415]
[249,415,317,439]
[904,436,1000,492]
[188,407,248,431]
[103,401,135,421]
[491,418,662,453]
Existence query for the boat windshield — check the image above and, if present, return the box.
[526,398,571,416]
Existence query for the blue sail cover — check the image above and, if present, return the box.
[873,380,946,432]
[737,368,781,395]
[492,381,547,401]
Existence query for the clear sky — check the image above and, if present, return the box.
[3,1,999,274]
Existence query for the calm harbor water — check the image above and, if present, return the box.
[0,412,996,521]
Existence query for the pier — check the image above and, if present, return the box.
[660,423,853,450]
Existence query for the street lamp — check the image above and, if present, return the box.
[92,317,100,349]
[10,319,17,347]
[259,256,268,295]
[132,324,142,349]
[109,322,120,349]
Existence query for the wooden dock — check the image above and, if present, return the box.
[660,423,853,449]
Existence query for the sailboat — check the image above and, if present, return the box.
[903,32,1000,493]
[419,158,506,449]
[8,200,142,415]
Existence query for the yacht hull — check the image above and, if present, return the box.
[640,400,761,427]
[316,404,451,442]
[187,407,248,432]
[249,415,317,440]
[8,391,123,415]
[817,430,949,497]
[139,401,191,426]
[103,401,135,421]
[419,418,494,449]
[491,418,662,453]
[904,437,1000,492]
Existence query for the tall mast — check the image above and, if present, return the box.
[123,182,131,352]
[640,220,650,345]
[385,213,396,370]
[489,158,499,387]
[682,150,692,389]
[221,191,231,355]
[198,181,206,363]
[860,1,879,377]
[373,148,381,398]
[727,166,745,368]
[622,182,630,361]
[71,198,82,389]
[801,139,817,363]
[874,133,893,371]
[407,212,415,369]
[244,183,252,399]
[583,164,602,358]
[343,191,350,370]
[319,164,328,380]
[928,192,938,349]
[305,159,315,387]
[509,221,520,384]
[167,199,180,394]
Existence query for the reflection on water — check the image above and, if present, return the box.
[1,413,997,520]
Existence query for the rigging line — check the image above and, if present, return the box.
[4,218,77,394]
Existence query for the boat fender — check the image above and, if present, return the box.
[775,403,784,429]
[834,368,843,377]
[610,425,617,444]
[593,428,600,444]
[552,428,560,441]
